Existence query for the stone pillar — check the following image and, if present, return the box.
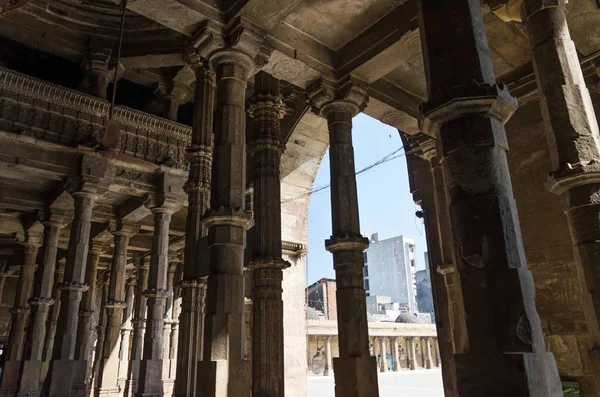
[392,338,400,372]
[1,223,44,393]
[91,270,110,393]
[42,258,65,379]
[247,71,290,397]
[523,0,600,389]
[46,189,98,396]
[379,338,387,373]
[175,63,214,397]
[75,243,101,378]
[418,1,562,395]
[168,267,182,383]
[323,336,333,377]
[307,77,378,397]
[127,258,149,397]
[161,261,177,397]
[422,338,432,369]
[434,338,441,367]
[407,338,416,371]
[195,21,264,397]
[118,275,135,393]
[95,223,134,395]
[19,218,66,395]
[137,180,183,397]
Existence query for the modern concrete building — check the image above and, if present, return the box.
[364,234,418,313]
[306,278,338,320]
[416,252,434,321]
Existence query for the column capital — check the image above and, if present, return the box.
[325,234,369,253]
[421,83,517,138]
[192,18,266,77]
[307,76,368,118]
[522,0,565,20]
[203,207,254,230]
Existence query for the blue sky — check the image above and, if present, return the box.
[306,113,428,285]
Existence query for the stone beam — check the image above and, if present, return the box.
[121,0,221,37]
[367,79,422,120]
[335,0,418,81]
[225,0,305,30]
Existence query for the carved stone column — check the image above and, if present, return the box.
[418,1,562,395]
[195,20,264,397]
[247,71,290,397]
[379,337,387,373]
[324,336,333,377]
[161,261,177,396]
[422,338,432,369]
[95,222,135,395]
[127,258,149,397]
[307,77,378,397]
[176,62,215,397]
[118,275,135,393]
[1,222,44,392]
[523,1,600,389]
[137,175,183,397]
[407,338,416,371]
[91,269,110,393]
[42,258,65,380]
[19,216,67,395]
[392,338,400,372]
[168,266,182,383]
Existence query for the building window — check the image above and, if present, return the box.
[363,252,368,263]
[364,279,370,292]
[363,265,369,277]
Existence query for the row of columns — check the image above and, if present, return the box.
[0,170,184,397]
[320,336,440,376]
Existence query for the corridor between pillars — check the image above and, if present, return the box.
[418,0,562,396]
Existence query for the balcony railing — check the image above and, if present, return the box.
[0,67,192,169]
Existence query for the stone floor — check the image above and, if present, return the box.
[307,369,444,397]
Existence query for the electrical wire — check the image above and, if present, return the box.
[282,146,408,204]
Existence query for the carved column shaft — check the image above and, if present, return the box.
[524,2,600,381]
[161,264,176,383]
[324,336,333,377]
[408,338,416,371]
[378,338,387,372]
[308,78,378,397]
[197,48,255,397]
[418,1,562,395]
[96,227,131,393]
[25,221,63,362]
[75,247,101,362]
[176,65,215,397]
[127,259,149,397]
[118,277,135,388]
[6,229,43,363]
[138,207,175,395]
[392,338,400,372]
[51,192,96,361]
[43,258,65,364]
[248,71,290,397]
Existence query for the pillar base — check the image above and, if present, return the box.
[425,359,432,369]
[196,360,250,397]
[46,359,76,397]
[332,356,378,397]
[454,352,561,397]
[95,387,120,397]
[18,360,44,396]
[408,359,416,370]
[125,359,141,397]
[136,359,164,397]
[0,360,22,392]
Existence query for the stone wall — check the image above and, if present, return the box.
[280,111,329,397]
[505,100,593,391]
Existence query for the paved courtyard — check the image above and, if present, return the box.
[307,369,444,397]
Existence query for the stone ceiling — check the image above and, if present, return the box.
[1,0,600,133]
